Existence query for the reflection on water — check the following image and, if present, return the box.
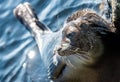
[28,50,36,59]
[0,0,110,82]
[26,46,49,82]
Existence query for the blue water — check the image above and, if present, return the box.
[0,0,110,82]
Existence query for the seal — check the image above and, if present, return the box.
[14,2,120,82]
[48,9,116,82]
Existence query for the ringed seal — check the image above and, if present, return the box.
[48,9,115,82]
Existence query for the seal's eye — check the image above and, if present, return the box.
[66,32,76,38]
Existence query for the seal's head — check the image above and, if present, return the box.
[57,9,115,64]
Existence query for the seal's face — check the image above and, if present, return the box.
[56,10,116,65]
[57,20,102,56]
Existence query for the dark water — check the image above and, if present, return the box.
[0,0,110,82]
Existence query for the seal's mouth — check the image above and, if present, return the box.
[57,44,98,65]
[57,45,94,65]
[57,44,81,56]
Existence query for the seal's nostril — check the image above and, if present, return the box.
[63,38,71,44]
[57,48,62,51]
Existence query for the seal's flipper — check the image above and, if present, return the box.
[13,2,51,33]
[48,55,65,80]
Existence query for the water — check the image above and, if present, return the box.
[0,0,110,82]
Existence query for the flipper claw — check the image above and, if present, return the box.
[48,55,65,80]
